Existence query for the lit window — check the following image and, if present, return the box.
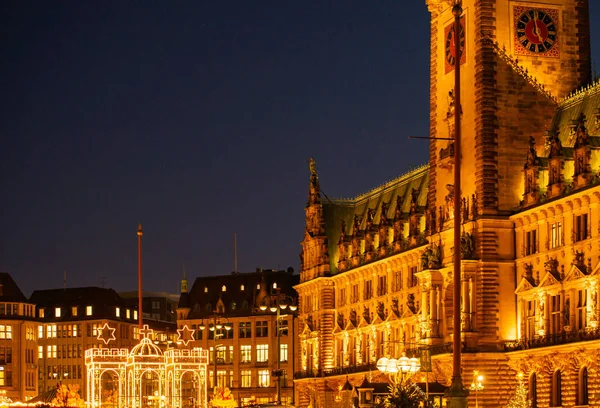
[222,285,227,292]
[39,309,45,318]
[115,307,120,317]
[46,325,56,338]
[280,344,288,362]
[126,309,131,319]
[256,344,268,363]
[258,369,270,387]
[551,221,563,248]
[256,284,260,290]
[0,325,12,340]
[240,284,245,291]
[38,346,43,359]
[134,310,138,320]
[86,306,92,316]
[55,307,61,318]
[204,287,208,293]
[273,282,277,289]
[72,306,78,316]
[0,370,4,386]
[241,370,251,388]
[38,326,43,339]
[46,345,51,359]
[240,345,252,363]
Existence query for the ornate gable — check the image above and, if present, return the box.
[515,277,536,294]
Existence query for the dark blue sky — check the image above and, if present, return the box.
[2,2,600,296]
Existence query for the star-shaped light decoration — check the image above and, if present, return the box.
[176,325,195,346]
[97,323,116,345]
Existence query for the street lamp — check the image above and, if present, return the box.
[259,288,297,405]
[469,370,484,408]
[376,353,421,385]
[198,316,232,393]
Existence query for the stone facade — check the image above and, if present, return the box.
[294,1,597,407]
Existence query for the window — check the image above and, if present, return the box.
[38,346,43,359]
[525,230,537,255]
[576,289,587,330]
[529,374,541,406]
[258,370,270,387]
[339,288,346,307]
[550,221,563,248]
[86,306,93,316]
[394,270,403,291]
[551,370,562,407]
[204,287,208,293]
[574,213,589,242]
[221,285,227,292]
[240,345,252,363]
[0,325,14,339]
[377,275,387,296]
[240,370,251,388]
[239,322,251,338]
[256,344,268,363]
[280,344,288,362]
[351,284,359,303]
[577,367,588,406]
[364,280,373,300]
[115,307,120,317]
[240,284,245,291]
[549,294,561,334]
[72,306,78,316]
[408,266,418,287]
[134,310,138,320]
[39,309,45,318]
[280,320,289,336]
[55,307,61,318]
[255,321,268,337]
[231,302,236,310]
[38,326,43,339]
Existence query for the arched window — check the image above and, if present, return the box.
[231,302,237,310]
[551,370,562,407]
[577,366,588,405]
[529,372,537,408]
[222,285,227,292]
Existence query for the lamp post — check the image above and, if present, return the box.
[376,353,421,385]
[469,371,484,408]
[199,316,232,393]
[259,288,297,405]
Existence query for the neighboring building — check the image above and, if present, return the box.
[30,287,140,398]
[177,268,299,407]
[0,273,38,402]
[120,291,179,348]
[294,1,597,407]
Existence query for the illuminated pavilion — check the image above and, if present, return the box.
[85,325,209,408]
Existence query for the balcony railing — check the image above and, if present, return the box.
[504,327,600,352]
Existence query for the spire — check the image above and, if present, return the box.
[181,264,188,294]
[307,157,321,206]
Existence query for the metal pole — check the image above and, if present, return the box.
[137,224,143,331]
[276,300,282,405]
[213,317,218,392]
[448,2,468,407]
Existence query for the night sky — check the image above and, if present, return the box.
[2,2,600,297]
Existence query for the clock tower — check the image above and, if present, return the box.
[426,0,591,214]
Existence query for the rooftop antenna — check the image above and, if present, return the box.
[234,233,238,273]
[137,224,143,331]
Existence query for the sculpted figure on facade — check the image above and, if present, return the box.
[362,306,371,324]
[377,301,385,320]
[420,243,441,270]
[337,312,345,329]
[391,297,400,317]
[460,232,475,259]
[349,309,357,327]
[544,257,559,277]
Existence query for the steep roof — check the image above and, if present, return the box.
[185,269,299,319]
[322,165,429,271]
[0,273,28,303]
[553,80,600,143]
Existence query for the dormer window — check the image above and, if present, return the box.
[240,284,245,291]
[86,306,93,316]
[134,311,138,320]
[126,309,131,319]
[204,287,208,293]
[39,309,45,318]
[256,284,260,290]
[115,307,120,317]
[222,285,227,292]
[72,306,78,316]
[272,282,278,289]
[55,308,61,318]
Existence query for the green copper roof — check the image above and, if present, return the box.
[553,80,600,144]
[322,164,429,273]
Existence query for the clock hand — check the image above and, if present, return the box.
[534,20,544,43]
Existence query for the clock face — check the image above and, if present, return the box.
[444,17,465,74]
[513,6,559,57]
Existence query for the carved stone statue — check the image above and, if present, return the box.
[377,301,385,320]
[420,244,442,270]
[460,232,475,259]
[544,258,559,276]
[362,306,371,324]
[573,250,586,272]
[391,298,400,316]
[337,313,345,329]
[308,157,317,176]
[407,294,416,314]
[410,188,419,214]
[349,309,357,326]
[564,298,571,326]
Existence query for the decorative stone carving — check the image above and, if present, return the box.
[460,232,475,259]
[523,136,541,207]
[420,244,442,270]
[545,129,566,199]
[362,306,371,324]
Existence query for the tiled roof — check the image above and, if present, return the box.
[0,273,28,303]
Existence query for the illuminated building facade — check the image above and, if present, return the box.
[294,1,597,407]
[0,274,38,402]
[31,287,141,399]
[177,268,298,407]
